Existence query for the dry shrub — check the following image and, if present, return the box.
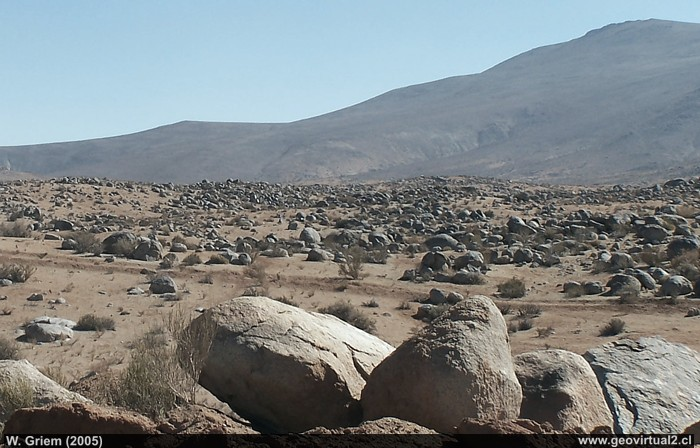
[0,220,32,238]
[599,318,626,336]
[536,326,555,338]
[112,239,138,257]
[0,376,36,419]
[0,263,36,283]
[638,246,666,267]
[75,314,116,332]
[0,336,19,360]
[670,250,700,282]
[274,296,299,307]
[70,231,101,255]
[207,254,229,265]
[41,365,70,388]
[182,253,202,266]
[318,300,376,333]
[498,277,526,298]
[107,307,216,418]
[338,246,366,280]
[518,304,542,318]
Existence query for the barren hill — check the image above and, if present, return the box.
[2,19,699,184]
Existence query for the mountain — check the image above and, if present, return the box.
[2,19,700,185]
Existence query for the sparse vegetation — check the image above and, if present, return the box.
[0,376,36,419]
[517,317,534,331]
[498,303,513,315]
[536,326,556,338]
[0,263,36,283]
[75,314,116,332]
[362,298,380,308]
[0,220,32,238]
[599,318,626,336]
[182,253,203,266]
[199,273,214,284]
[518,304,542,318]
[112,238,138,257]
[396,301,411,310]
[207,253,229,265]
[338,246,367,280]
[70,231,102,254]
[498,277,526,298]
[565,283,585,298]
[0,336,20,360]
[318,300,376,333]
[274,295,299,307]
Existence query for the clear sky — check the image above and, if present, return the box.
[2,1,700,146]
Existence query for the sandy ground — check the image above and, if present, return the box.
[0,179,697,384]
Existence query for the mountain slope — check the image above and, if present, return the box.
[2,19,700,184]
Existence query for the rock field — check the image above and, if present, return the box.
[0,175,699,435]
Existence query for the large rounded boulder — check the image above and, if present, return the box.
[193,296,394,433]
[514,349,613,432]
[584,337,700,434]
[361,295,522,433]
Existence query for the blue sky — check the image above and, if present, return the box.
[2,1,700,146]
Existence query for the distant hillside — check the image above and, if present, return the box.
[2,19,700,185]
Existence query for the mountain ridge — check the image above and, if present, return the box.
[2,18,700,185]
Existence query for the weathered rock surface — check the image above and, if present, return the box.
[0,360,90,422]
[361,295,522,433]
[194,296,394,433]
[514,349,614,432]
[584,337,700,434]
[3,402,157,434]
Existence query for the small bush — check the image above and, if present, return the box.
[396,301,411,310]
[70,231,101,255]
[171,235,187,246]
[318,300,376,333]
[0,220,32,238]
[565,283,585,298]
[639,247,666,267]
[518,304,542,318]
[199,273,214,284]
[517,318,534,331]
[507,320,520,334]
[536,326,555,338]
[0,263,36,283]
[112,239,138,257]
[498,304,513,315]
[366,248,389,264]
[362,298,380,308]
[182,253,202,266]
[41,365,70,388]
[338,246,366,280]
[0,376,36,418]
[207,254,229,265]
[498,277,526,298]
[0,336,20,360]
[75,314,116,332]
[242,286,267,297]
[599,318,626,336]
[459,272,486,285]
[618,285,640,304]
[274,296,299,307]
